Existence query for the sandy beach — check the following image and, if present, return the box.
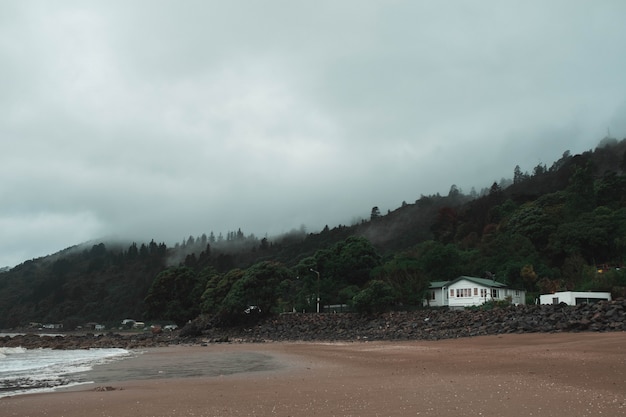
[2,332,625,417]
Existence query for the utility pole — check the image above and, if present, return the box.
[310,269,320,313]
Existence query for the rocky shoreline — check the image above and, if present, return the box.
[196,297,626,342]
[2,298,624,349]
[0,331,180,350]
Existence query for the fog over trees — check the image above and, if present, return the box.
[1,139,626,328]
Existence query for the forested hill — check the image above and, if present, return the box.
[1,138,625,329]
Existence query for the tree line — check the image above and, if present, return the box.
[1,138,626,329]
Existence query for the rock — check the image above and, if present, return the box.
[2,300,625,349]
[93,386,122,391]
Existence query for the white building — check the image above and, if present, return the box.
[539,291,611,306]
[425,276,526,308]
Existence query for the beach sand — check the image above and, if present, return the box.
[2,332,625,417]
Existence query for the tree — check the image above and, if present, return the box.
[480,230,543,288]
[144,266,208,326]
[561,254,592,290]
[514,165,523,184]
[550,150,571,172]
[506,201,558,249]
[546,207,617,265]
[127,242,138,259]
[489,182,503,197]
[416,241,466,280]
[314,236,382,290]
[220,261,292,316]
[533,163,546,177]
[448,184,460,198]
[148,239,158,255]
[370,206,381,220]
[595,171,626,208]
[200,268,244,314]
[352,280,395,313]
[520,264,538,291]
[432,207,458,243]
[566,163,595,215]
[371,256,430,306]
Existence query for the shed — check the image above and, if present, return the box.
[539,291,612,305]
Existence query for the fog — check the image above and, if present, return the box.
[1,1,625,267]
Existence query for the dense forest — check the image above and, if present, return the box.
[1,138,626,329]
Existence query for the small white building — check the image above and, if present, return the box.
[425,276,526,308]
[539,291,612,306]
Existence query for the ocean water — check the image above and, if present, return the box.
[0,345,132,398]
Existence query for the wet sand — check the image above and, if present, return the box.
[2,332,626,417]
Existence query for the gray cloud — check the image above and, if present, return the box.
[2,1,626,267]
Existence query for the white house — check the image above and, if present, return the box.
[425,276,526,308]
[539,291,611,306]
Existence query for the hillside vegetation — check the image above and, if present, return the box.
[1,138,626,329]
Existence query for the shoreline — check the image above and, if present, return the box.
[2,333,626,417]
[2,299,625,351]
[73,344,290,385]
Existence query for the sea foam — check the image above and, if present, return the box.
[0,346,131,398]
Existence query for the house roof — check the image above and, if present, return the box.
[429,276,511,289]
[451,275,509,288]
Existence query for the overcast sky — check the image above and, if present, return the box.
[2,1,626,268]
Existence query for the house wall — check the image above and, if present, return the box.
[503,288,526,305]
[425,280,526,308]
[539,291,611,305]
[448,279,496,308]
[425,288,447,307]
[447,279,526,308]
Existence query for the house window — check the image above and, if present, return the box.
[480,289,487,298]
[491,289,499,298]
[474,288,478,296]
[456,288,472,297]
[450,289,454,297]
[428,291,436,300]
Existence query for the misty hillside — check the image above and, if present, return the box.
[1,138,625,329]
